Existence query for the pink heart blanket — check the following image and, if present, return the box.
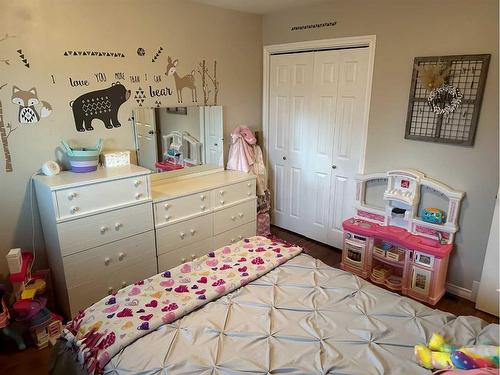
[61,236,302,374]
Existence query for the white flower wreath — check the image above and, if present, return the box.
[427,84,463,116]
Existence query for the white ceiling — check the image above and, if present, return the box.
[189,0,330,15]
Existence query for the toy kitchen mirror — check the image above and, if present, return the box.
[132,106,224,173]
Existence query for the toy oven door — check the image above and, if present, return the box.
[410,265,432,296]
[344,240,365,268]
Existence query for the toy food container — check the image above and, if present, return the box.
[421,208,445,224]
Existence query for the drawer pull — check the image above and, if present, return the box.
[247,191,252,196]
[200,194,206,201]
[70,206,80,214]
[115,222,123,230]
[190,229,196,235]
[238,235,243,240]
[219,190,225,196]
[238,213,244,218]
[135,193,143,200]
[230,238,235,243]
[164,203,170,209]
[121,281,127,287]
[181,257,187,263]
[191,254,196,260]
[107,287,114,295]
[165,215,171,221]
[118,252,125,261]
[220,200,225,205]
[134,180,142,187]
[200,205,206,211]
[104,257,111,266]
[180,232,185,239]
[231,215,236,221]
[247,182,251,187]
[100,226,109,234]
[68,192,78,200]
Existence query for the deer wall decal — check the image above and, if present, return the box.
[166,56,197,104]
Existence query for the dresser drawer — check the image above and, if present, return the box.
[213,221,257,249]
[55,175,149,220]
[154,190,211,227]
[58,202,153,256]
[67,256,156,316]
[63,230,156,289]
[213,199,256,235]
[156,214,213,256]
[157,238,214,272]
[213,179,255,208]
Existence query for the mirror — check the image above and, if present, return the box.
[132,106,223,173]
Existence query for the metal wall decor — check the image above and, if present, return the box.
[405,54,490,146]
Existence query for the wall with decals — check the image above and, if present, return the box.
[0,0,262,278]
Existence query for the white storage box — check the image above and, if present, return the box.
[7,248,22,273]
[101,151,130,167]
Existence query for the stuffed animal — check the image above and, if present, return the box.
[415,333,499,370]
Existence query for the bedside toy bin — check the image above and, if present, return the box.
[61,139,103,173]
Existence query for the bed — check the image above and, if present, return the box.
[50,237,499,375]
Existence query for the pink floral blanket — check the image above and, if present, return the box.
[62,236,302,374]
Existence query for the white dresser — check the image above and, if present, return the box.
[151,169,257,271]
[34,165,156,318]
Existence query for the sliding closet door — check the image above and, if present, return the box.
[268,48,370,248]
[268,53,314,235]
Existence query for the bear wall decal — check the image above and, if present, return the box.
[70,82,131,132]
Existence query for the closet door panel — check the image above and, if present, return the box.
[269,53,313,236]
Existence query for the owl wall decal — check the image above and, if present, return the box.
[11,86,52,124]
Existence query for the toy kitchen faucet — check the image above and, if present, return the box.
[341,169,465,305]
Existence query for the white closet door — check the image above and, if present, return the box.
[269,53,314,235]
[134,107,158,171]
[325,48,370,248]
[268,48,370,248]
[204,106,224,166]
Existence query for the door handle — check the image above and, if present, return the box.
[332,165,337,169]
[282,156,287,160]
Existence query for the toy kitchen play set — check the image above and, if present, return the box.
[341,169,465,305]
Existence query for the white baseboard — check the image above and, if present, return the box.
[446,281,479,302]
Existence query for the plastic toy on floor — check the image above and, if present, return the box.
[0,285,26,350]
[415,333,500,370]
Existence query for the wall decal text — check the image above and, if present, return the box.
[69,77,90,87]
[115,72,125,80]
[94,72,107,83]
[149,85,172,98]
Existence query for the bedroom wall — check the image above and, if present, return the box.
[263,0,499,291]
[0,0,262,279]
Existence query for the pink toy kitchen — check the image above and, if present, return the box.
[341,169,465,305]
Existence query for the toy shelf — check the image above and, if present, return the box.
[342,169,464,305]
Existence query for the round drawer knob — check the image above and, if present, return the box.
[100,226,108,234]
[200,194,206,201]
[164,203,170,209]
[115,223,123,230]
[247,191,251,196]
[181,258,186,263]
[68,192,77,200]
[165,215,171,221]
[238,213,244,218]
[238,235,243,240]
[118,252,125,261]
[134,180,142,187]
[219,190,225,196]
[121,281,127,287]
[200,205,206,211]
[70,206,80,214]
[230,238,235,243]
[220,200,225,205]
[190,229,196,235]
[247,182,251,187]
[135,193,143,200]
[107,287,114,295]
[104,257,111,266]
[231,215,236,221]
[191,254,196,260]
[180,232,185,239]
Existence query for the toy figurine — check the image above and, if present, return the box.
[0,285,26,350]
[422,208,446,224]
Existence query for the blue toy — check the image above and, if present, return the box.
[421,208,445,224]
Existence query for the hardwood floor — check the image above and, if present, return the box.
[1,227,497,375]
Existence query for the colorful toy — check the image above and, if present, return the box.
[0,285,26,350]
[415,333,500,370]
[422,207,446,224]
